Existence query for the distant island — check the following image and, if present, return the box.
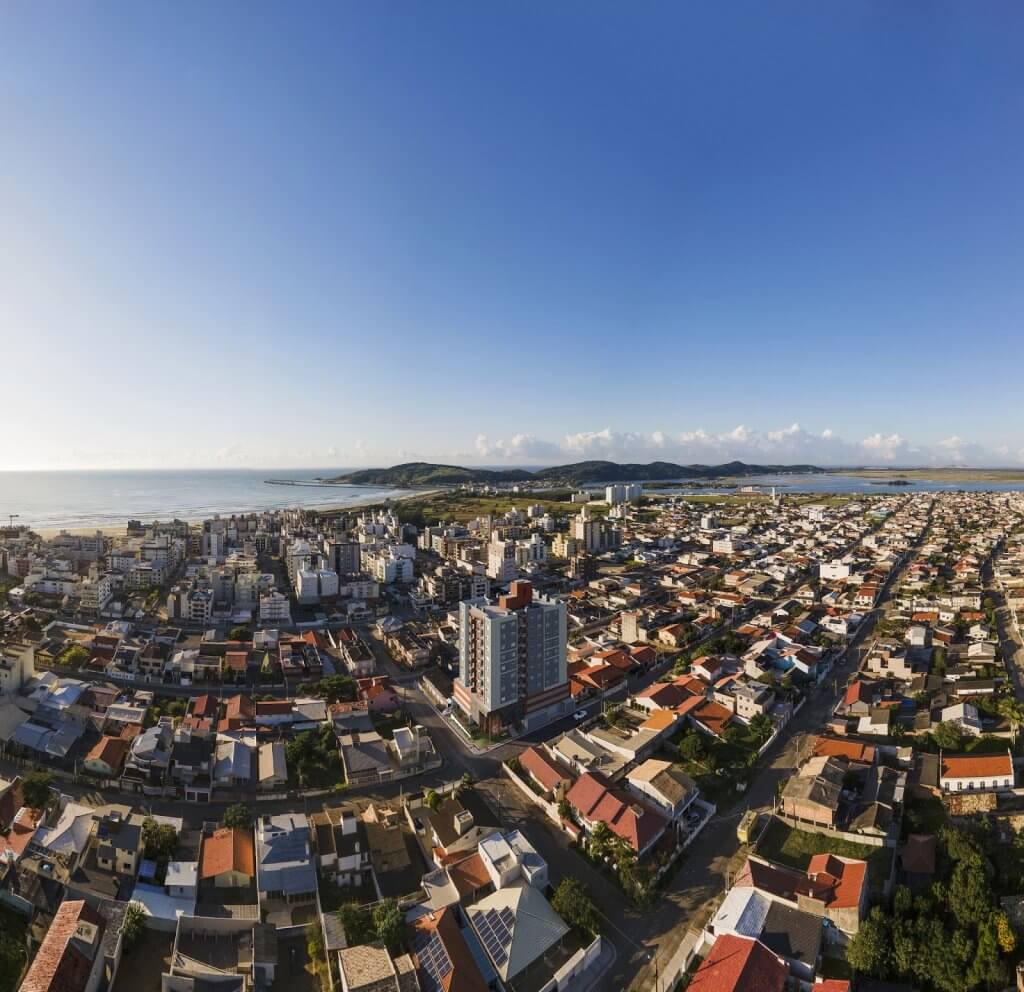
[328,459,827,487]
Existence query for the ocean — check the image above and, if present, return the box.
[0,469,413,533]
[1,468,1021,535]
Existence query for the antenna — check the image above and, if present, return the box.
[7,514,19,529]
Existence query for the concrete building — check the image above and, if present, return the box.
[454,581,570,735]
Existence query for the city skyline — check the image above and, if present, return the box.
[3,3,1023,471]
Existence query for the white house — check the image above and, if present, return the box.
[939,751,1013,792]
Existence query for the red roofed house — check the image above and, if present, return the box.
[83,736,130,777]
[19,899,113,992]
[565,771,667,857]
[688,933,786,992]
[518,746,573,798]
[688,700,734,739]
[200,827,256,888]
[634,681,698,714]
[734,854,868,936]
[357,676,401,712]
[939,750,1014,793]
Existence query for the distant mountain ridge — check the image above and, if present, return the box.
[330,459,826,486]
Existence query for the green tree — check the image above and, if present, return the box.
[557,798,573,821]
[932,720,965,752]
[423,788,443,812]
[305,920,324,963]
[60,644,90,669]
[748,714,773,741]
[311,675,356,704]
[372,899,404,954]
[588,822,614,862]
[966,918,1007,990]
[21,771,53,811]
[847,906,890,977]
[678,732,704,763]
[222,804,252,829]
[121,902,146,952]
[141,817,178,859]
[551,877,600,937]
[338,903,374,946]
[228,625,252,641]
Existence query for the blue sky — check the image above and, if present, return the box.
[2,2,1023,469]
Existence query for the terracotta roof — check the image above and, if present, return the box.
[675,695,705,719]
[447,853,492,898]
[224,651,249,671]
[691,700,733,736]
[85,735,130,771]
[812,737,876,764]
[566,772,610,818]
[518,746,571,792]
[191,694,218,717]
[224,694,255,719]
[688,934,786,992]
[843,680,874,706]
[640,710,678,732]
[940,752,1013,780]
[636,682,696,709]
[806,854,868,909]
[200,826,255,880]
[20,899,105,992]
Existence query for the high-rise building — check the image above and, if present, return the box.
[486,536,518,583]
[454,581,569,735]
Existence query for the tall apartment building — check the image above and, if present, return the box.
[486,537,518,584]
[605,483,643,505]
[454,581,570,735]
[570,506,622,554]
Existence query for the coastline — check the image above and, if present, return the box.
[33,488,443,540]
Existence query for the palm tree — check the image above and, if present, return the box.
[1001,699,1024,744]
[588,822,613,862]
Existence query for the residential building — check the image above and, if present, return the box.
[454,581,570,735]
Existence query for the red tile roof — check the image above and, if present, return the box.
[84,735,130,772]
[941,752,1013,781]
[518,746,572,792]
[566,772,610,819]
[447,853,492,898]
[20,899,105,992]
[688,934,786,992]
[636,682,695,709]
[806,854,868,909]
[200,827,255,880]
[191,693,218,717]
[691,700,733,737]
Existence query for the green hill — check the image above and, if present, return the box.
[330,460,825,487]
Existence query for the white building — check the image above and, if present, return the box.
[487,537,519,583]
[939,751,1014,792]
[259,591,292,625]
[454,580,570,735]
[605,483,642,505]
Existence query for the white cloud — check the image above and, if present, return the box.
[459,425,1021,468]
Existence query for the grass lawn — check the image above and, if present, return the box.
[756,817,893,896]
[0,907,27,992]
